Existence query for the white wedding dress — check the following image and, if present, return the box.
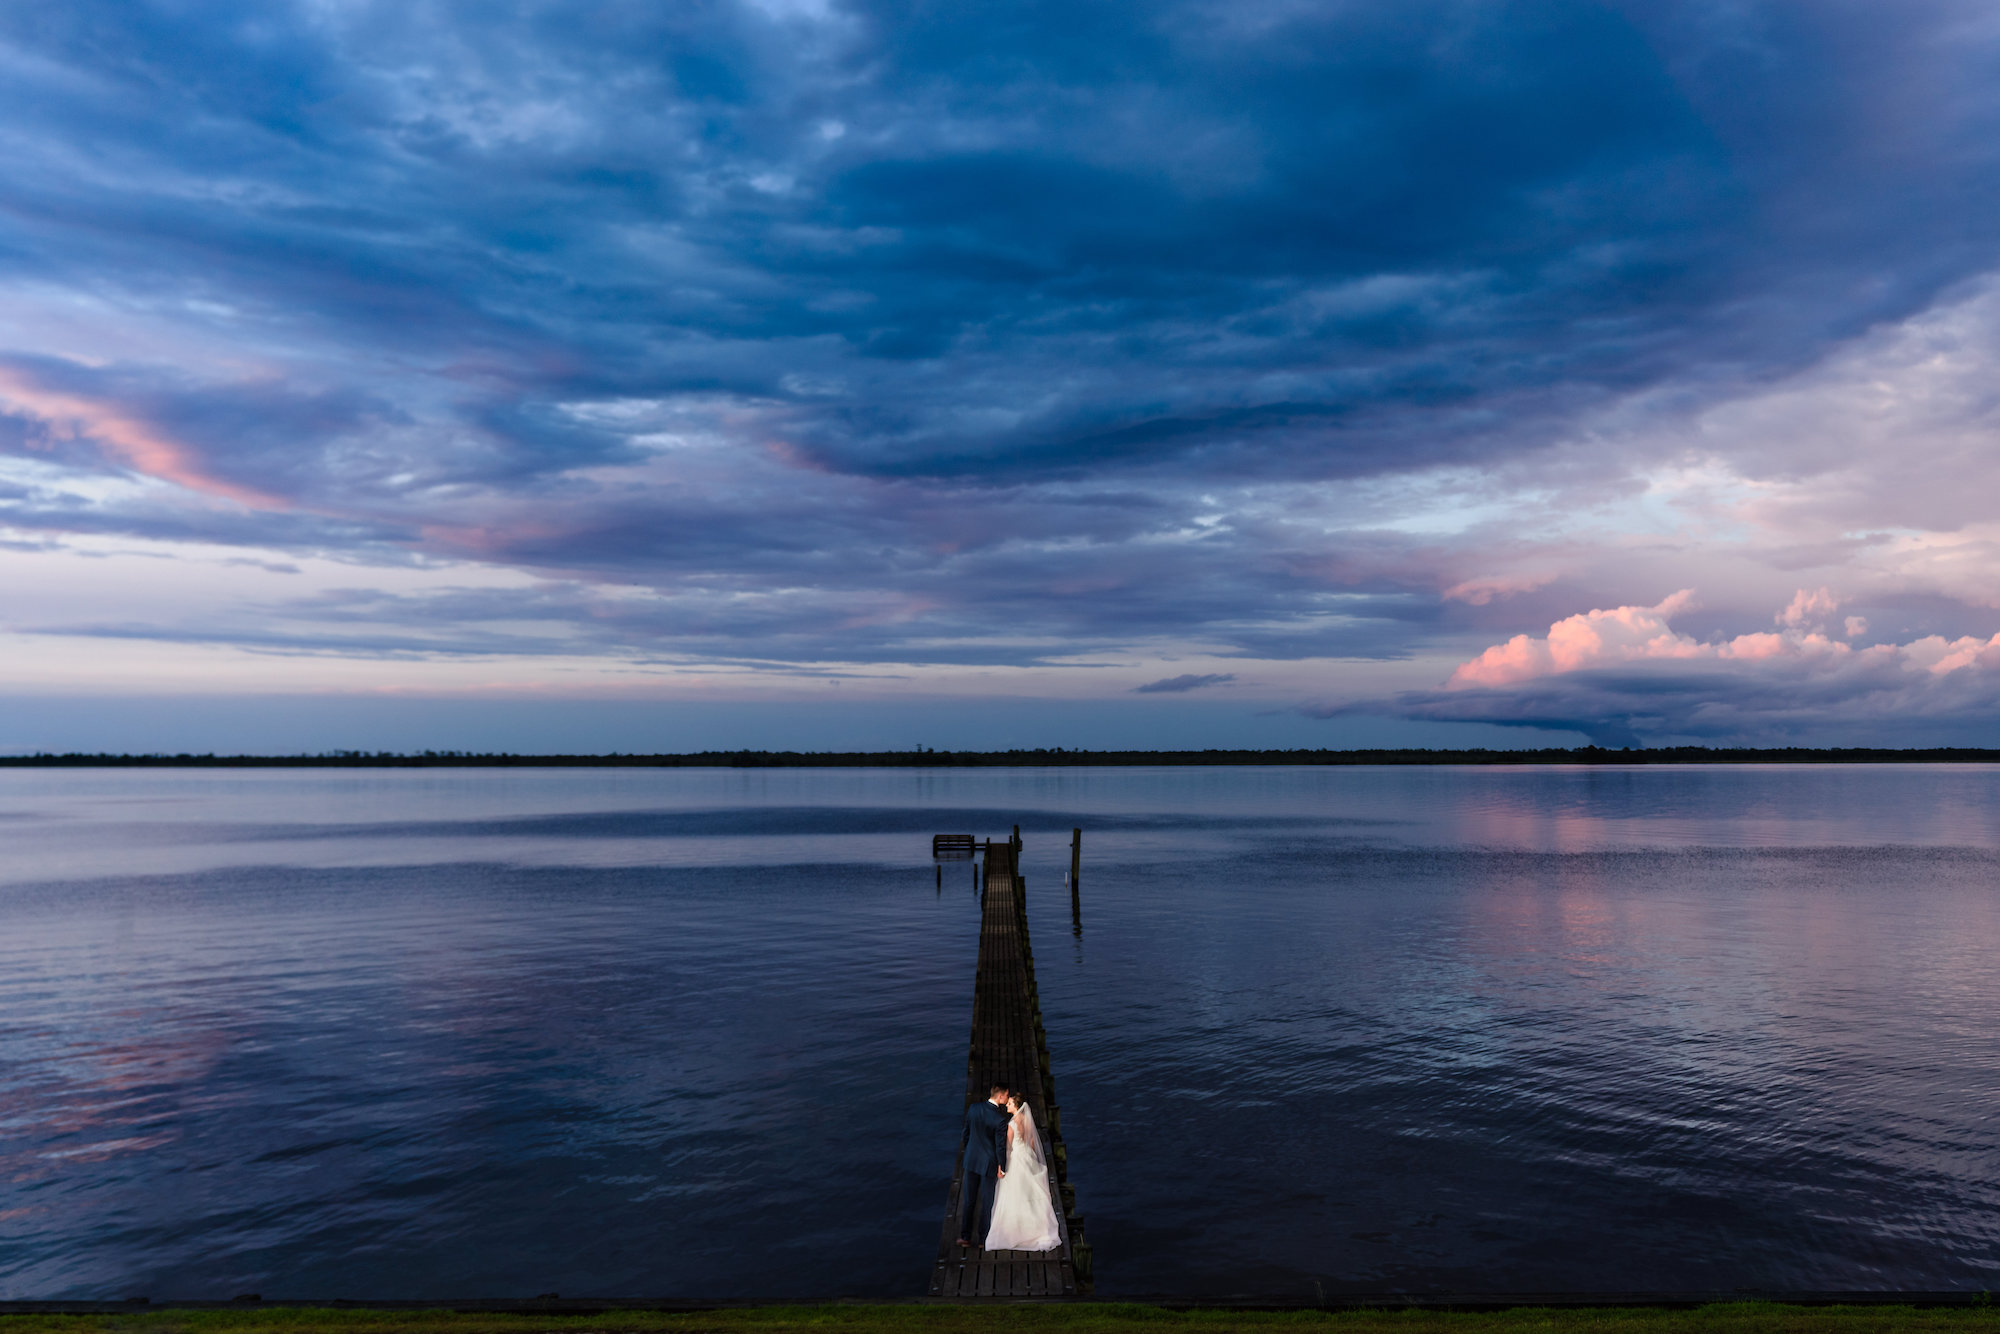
[983,1104,1062,1251]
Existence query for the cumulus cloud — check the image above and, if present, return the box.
[1777,588,1839,630]
[1448,590,1711,689]
[1346,590,2000,745]
[1443,586,1886,690]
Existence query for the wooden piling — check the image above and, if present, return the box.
[1068,827,1082,930]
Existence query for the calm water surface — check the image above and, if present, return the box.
[2,765,1998,1298]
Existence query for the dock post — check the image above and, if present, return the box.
[1069,827,1082,930]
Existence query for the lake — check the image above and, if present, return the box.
[2,764,1998,1299]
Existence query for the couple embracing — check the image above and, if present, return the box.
[957,1079,1062,1252]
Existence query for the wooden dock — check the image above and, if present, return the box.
[927,834,1092,1300]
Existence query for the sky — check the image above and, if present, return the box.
[4,0,2000,753]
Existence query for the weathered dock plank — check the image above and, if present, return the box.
[926,835,1091,1300]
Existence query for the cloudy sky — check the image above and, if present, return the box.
[4,0,2000,752]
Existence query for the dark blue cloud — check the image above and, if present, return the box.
[9,2,1992,467]
[1134,673,1234,694]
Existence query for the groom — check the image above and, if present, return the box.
[956,1080,1012,1248]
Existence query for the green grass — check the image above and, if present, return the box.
[6,1304,2000,1334]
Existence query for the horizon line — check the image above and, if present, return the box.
[6,745,2000,768]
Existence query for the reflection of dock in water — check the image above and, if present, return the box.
[927,833,1091,1299]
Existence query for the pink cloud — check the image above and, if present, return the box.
[1448,588,1999,690]
[1441,573,1555,606]
[1908,634,2000,675]
[1777,587,1838,629]
[0,367,280,509]
[1332,589,2000,747]
[1449,588,1705,687]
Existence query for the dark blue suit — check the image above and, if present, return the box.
[957,1098,1012,1244]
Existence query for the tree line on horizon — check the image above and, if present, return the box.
[4,746,2000,767]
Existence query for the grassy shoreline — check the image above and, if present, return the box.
[6,1305,2000,1334]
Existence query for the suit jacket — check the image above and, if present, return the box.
[960,1098,1011,1178]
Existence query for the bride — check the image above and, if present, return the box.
[983,1094,1062,1251]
